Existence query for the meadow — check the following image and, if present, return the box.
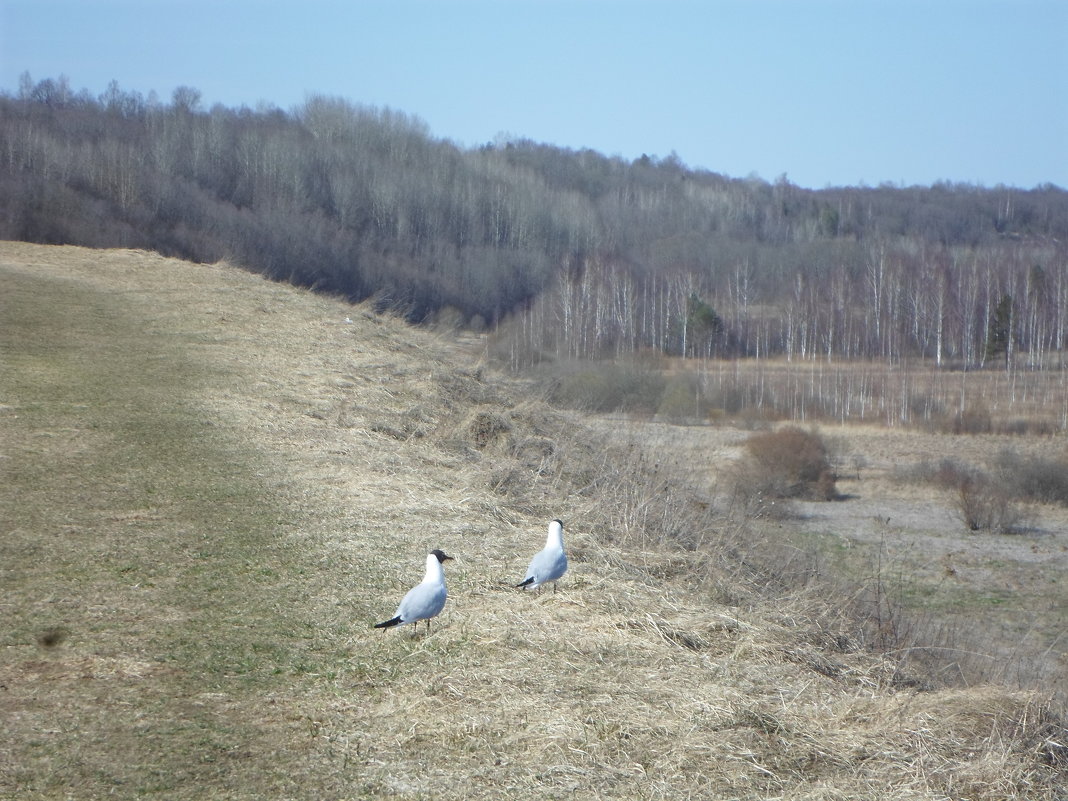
[2,242,1065,799]
[586,416,1068,695]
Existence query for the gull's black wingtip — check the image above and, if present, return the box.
[373,616,403,629]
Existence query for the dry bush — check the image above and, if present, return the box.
[956,471,1026,533]
[739,425,838,502]
[901,457,1027,533]
[996,417,1061,436]
[546,360,666,414]
[702,382,750,415]
[932,406,1061,437]
[897,457,1029,534]
[899,456,975,489]
[656,373,708,423]
[727,464,798,520]
[586,357,1068,433]
[994,448,1068,506]
[430,304,465,332]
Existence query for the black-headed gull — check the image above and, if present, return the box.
[516,519,567,593]
[374,549,453,632]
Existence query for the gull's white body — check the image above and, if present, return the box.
[374,551,451,630]
[518,519,568,591]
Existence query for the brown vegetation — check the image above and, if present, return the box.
[535,353,1068,436]
[2,242,1065,800]
[955,471,1026,533]
[591,416,1068,697]
[740,425,838,502]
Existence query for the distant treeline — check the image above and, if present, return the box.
[2,74,1066,368]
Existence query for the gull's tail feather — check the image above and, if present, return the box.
[516,577,535,589]
[373,616,403,629]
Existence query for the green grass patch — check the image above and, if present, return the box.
[0,267,337,796]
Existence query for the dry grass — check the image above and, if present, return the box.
[586,416,1068,703]
[686,357,1068,431]
[1,242,1065,799]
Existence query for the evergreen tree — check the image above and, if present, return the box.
[986,294,1013,367]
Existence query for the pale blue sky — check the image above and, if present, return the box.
[1,0,1064,189]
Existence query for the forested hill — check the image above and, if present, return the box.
[2,76,1066,366]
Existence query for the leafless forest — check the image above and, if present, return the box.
[2,74,1066,402]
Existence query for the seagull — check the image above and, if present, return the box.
[516,519,568,593]
[373,549,453,633]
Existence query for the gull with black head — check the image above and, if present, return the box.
[374,549,454,633]
[517,519,568,593]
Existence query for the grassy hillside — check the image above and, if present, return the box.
[1,242,1064,799]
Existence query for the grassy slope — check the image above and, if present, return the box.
[1,242,1063,800]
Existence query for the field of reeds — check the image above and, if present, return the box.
[698,357,1068,431]
[538,352,1068,433]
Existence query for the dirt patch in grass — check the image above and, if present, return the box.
[2,243,1065,800]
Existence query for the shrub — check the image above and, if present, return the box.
[547,361,665,414]
[740,425,837,501]
[956,470,1024,533]
[657,374,706,423]
[903,456,1028,533]
[993,448,1068,505]
[897,457,980,491]
[995,417,1058,436]
[431,305,464,332]
[908,393,949,428]
[931,458,975,489]
[849,452,869,480]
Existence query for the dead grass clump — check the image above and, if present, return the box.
[573,438,720,552]
[823,689,1067,799]
[512,434,556,464]
[461,409,513,449]
[434,366,508,410]
[368,404,435,440]
[739,425,838,502]
[487,461,526,496]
